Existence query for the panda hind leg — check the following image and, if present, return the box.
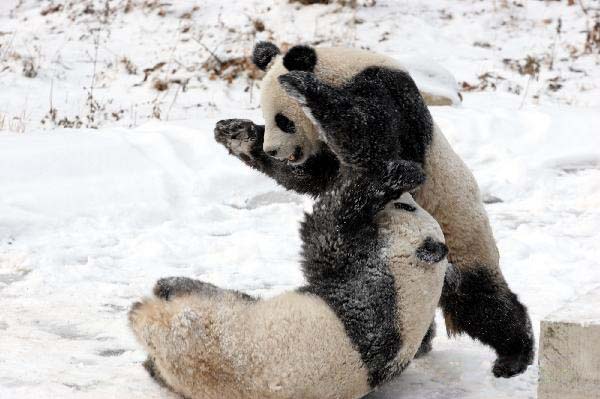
[414,320,436,359]
[440,267,534,378]
[143,356,170,388]
[153,276,255,302]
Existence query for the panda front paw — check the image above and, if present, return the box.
[380,160,426,195]
[214,119,263,164]
[278,71,319,105]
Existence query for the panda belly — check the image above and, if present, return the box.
[375,195,448,373]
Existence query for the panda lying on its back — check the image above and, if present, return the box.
[129,109,449,399]
[215,42,535,377]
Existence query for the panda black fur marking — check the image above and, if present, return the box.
[275,113,296,134]
[214,43,535,378]
[278,67,433,166]
[416,237,449,264]
[252,41,280,71]
[283,44,317,72]
[440,268,535,377]
[394,202,416,212]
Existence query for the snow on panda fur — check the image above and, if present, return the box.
[213,42,535,378]
[129,135,449,398]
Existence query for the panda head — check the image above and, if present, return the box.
[252,42,322,165]
[378,193,449,267]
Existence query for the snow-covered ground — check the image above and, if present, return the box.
[1,1,599,398]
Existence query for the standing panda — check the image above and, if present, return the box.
[213,42,534,378]
[129,134,449,399]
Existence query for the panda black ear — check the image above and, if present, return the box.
[283,45,317,72]
[416,237,448,264]
[252,42,281,71]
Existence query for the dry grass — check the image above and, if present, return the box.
[202,56,262,84]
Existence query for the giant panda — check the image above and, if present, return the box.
[129,117,450,399]
[213,42,535,378]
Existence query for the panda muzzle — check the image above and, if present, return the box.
[287,146,304,163]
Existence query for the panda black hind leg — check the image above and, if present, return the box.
[440,268,534,377]
[414,320,436,359]
[153,276,255,302]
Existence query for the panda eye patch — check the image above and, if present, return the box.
[275,113,296,134]
[394,202,416,212]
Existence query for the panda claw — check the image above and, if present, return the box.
[214,119,261,160]
[214,119,257,142]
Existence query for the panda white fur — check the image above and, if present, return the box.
[130,118,450,398]
[213,42,535,378]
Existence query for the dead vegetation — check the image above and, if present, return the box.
[120,57,137,75]
[2,0,597,131]
[503,55,541,78]
[461,72,507,92]
[585,20,600,53]
[202,56,262,83]
[289,0,376,6]
[0,111,27,133]
[21,57,37,78]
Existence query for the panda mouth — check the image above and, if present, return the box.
[286,146,305,164]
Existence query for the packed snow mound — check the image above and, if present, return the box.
[398,56,462,106]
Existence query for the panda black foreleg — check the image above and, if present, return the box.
[439,267,535,378]
[278,71,399,171]
[278,68,434,171]
[312,160,424,238]
[301,160,425,280]
[214,118,339,197]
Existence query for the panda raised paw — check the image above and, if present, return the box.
[378,160,426,196]
[214,119,264,164]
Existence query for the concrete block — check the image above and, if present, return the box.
[538,286,600,399]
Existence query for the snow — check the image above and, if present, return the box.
[546,286,600,326]
[1,1,600,398]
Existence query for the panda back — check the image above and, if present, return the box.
[314,47,406,87]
